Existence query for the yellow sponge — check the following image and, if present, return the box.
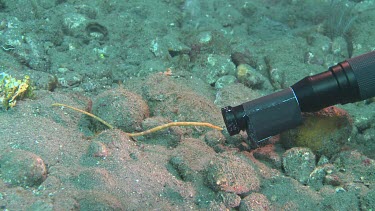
[0,73,33,109]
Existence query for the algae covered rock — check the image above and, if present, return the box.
[281,106,352,157]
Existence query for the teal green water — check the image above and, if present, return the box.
[0,0,374,210]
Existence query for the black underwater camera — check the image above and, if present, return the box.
[221,51,375,146]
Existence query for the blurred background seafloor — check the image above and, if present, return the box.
[1,0,375,210]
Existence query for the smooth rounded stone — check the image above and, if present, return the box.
[282,147,316,185]
[0,149,47,187]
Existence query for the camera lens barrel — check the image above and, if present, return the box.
[222,88,303,144]
[292,51,375,112]
[221,51,375,145]
[291,61,358,112]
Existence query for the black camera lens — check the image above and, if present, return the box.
[221,105,246,136]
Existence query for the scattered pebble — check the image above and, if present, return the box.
[88,141,109,158]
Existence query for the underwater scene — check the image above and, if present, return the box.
[0,0,375,210]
